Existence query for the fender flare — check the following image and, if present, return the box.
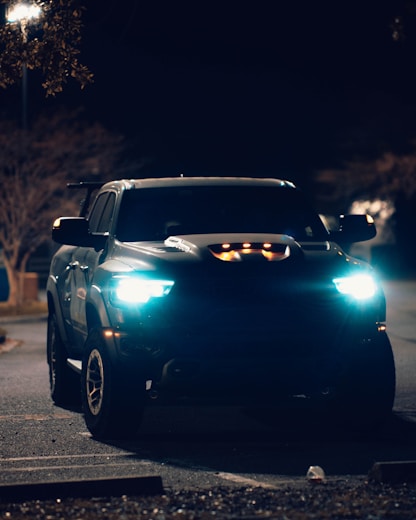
[87,284,112,329]
[46,274,69,344]
[85,285,120,365]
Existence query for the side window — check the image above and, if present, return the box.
[88,192,116,234]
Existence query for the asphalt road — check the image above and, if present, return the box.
[0,280,416,492]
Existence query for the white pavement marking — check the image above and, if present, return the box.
[215,471,278,489]
[0,413,73,421]
[1,453,137,463]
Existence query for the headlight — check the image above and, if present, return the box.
[112,277,174,304]
[332,274,377,300]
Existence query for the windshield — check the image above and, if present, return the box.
[116,185,329,242]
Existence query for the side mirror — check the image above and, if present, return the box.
[52,217,92,246]
[331,214,376,245]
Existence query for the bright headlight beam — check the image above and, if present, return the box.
[333,274,377,300]
[115,278,174,304]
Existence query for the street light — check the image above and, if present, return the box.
[6,2,41,35]
[6,1,42,129]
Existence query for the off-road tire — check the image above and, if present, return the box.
[47,312,80,406]
[333,330,396,429]
[81,328,145,439]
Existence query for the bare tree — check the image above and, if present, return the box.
[315,146,416,213]
[0,109,132,306]
[314,146,416,272]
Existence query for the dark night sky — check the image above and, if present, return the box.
[8,0,416,184]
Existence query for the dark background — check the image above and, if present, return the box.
[84,0,416,182]
[4,0,416,185]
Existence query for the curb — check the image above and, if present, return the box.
[0,314,47,325]
[0,475,164,502]
[369,461,416,483]
[0,338,21,354]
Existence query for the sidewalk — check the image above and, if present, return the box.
[0,313,47,325]
[0,290,47,325]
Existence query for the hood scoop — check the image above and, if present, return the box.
[209,241,290,262]
[164,234,298,262]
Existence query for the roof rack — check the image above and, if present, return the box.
[67,181,104,217]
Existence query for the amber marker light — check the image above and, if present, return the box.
[262,245,290,261]
[209,242,291,262]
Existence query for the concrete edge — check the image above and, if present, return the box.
[0,475,164,502]
[0,314,47,325]
[369,461,416,483]
[0,338,21,355]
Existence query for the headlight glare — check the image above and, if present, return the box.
[333,274,377,300]
[114,277,174,304]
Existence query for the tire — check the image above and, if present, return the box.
[81,328,145,439]
[47,312,80,406]
[333,331,396,429]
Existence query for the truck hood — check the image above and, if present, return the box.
[109,233,357,275]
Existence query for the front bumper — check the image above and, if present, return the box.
[148,354,336,405]
[104,273,387,406]
[106,320,386,407]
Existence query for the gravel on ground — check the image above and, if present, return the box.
[2,479,416,519]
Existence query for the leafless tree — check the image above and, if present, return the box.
[315,146,416,214]
[0,109,133,306]
[314,146,416,271]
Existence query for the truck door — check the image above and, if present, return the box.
[67,191,116,345]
